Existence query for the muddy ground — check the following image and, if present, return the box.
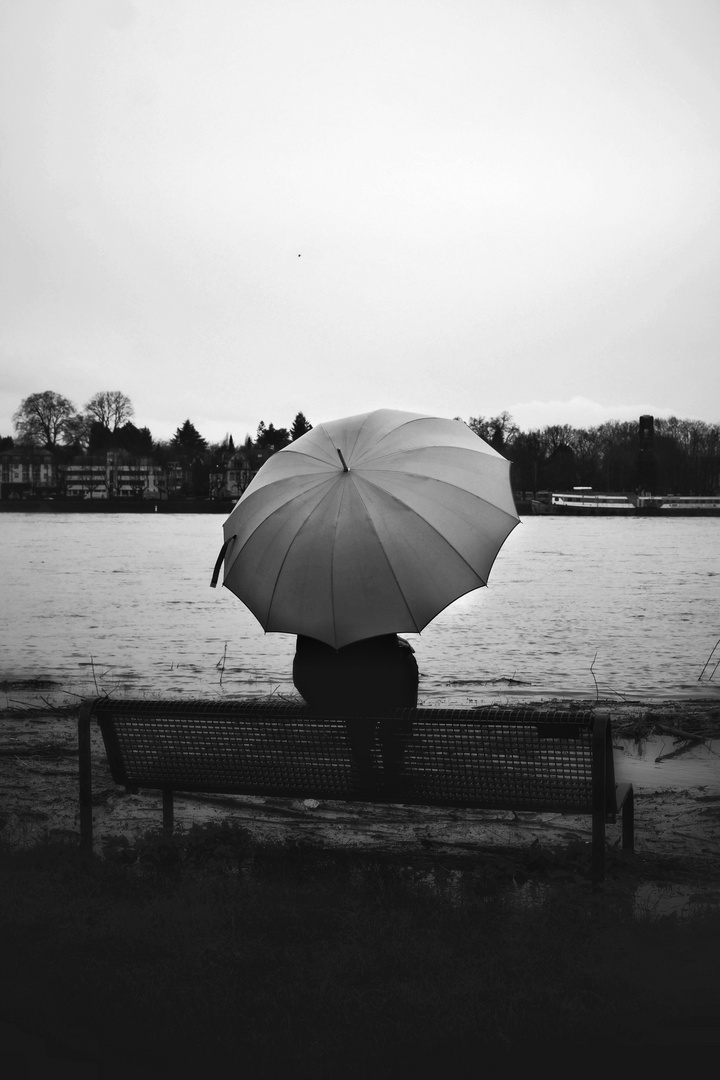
[2,689,720,907]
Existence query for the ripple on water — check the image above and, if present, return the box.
[1,514,719,702]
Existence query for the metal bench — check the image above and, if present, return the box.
[78,698,634,881]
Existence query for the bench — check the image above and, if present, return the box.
[78,698,634,881]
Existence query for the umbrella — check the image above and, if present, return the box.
[211,409,519,649]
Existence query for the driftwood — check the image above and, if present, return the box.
[654,722,705,743]
[653,723,705,763]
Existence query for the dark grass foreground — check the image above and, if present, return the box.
[1,824,719,1077]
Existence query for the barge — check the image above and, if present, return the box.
[531,489,720,515]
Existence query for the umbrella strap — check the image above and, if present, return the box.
[210,536,236,588]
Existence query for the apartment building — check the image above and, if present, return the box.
[0,449,58,498]
[108,455,163,498]
[65,462,110,498]
[65,454,163,499]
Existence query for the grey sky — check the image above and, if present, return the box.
[2,0,718,444]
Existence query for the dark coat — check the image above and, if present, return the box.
[293,633,419,716]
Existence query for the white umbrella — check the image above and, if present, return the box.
[211,409,519,649]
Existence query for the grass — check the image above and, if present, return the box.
[2,824,720,1076]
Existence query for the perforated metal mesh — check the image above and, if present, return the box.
[92,698,599,810]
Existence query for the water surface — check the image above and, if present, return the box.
[1,513,718,705]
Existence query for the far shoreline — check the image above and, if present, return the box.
[0,497,236,514]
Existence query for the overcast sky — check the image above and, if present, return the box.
[2,0,718,445]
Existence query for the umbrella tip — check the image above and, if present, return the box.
[336,448,349,472]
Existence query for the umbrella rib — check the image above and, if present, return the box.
[281,445,340,469]
[263,474,424,638]
[361,463,520,530]
[341,482,425,635]
[221,474,335,573]
[308,475,422,640]
[261,479,346,633]
[347,416,501,468]
[348,414,429,466]
[355,474,519,588]
[354,443,505,473]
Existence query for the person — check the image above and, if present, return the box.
[292,633,419,790]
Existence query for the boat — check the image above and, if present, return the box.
[531,488,636,515]
[531,489,720,516]
[656,496,720,515]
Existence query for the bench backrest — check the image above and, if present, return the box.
[83,698,615,813]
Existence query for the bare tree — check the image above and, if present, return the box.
[467,412,519,450]
[84,391,134,432]
[13,391,77,448]
[63,412,94,452]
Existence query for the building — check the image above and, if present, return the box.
[65,452,163,499]
[65,461,110,498]
[108,454,163,499]
[0,448,58,498]
[161,460,192,498]
[210,450,254,500]
[1,446,256,502]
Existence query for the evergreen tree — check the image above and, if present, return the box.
[255,421,290,457]
[171,420,208,456]
[115,422,154,456]
[290,412,312,440]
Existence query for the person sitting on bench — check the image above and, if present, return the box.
[292,633,418,789]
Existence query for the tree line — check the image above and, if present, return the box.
[3,390,313,468]
[466,411,720,496]
[4,392,720,495]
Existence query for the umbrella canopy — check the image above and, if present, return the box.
[211,409,519,649]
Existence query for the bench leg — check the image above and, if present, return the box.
[78,706,93,854]
[591,818,605,884]
[621,787,634,851]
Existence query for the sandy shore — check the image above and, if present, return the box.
[2,688,720,907]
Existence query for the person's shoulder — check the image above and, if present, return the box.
[296,635,336,657]
[340,634,395,659]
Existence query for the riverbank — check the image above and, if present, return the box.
[3,824,719,1074]
[3,695,720,1071]
[3,691,720,1066]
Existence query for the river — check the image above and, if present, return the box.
[1,513,719,705]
